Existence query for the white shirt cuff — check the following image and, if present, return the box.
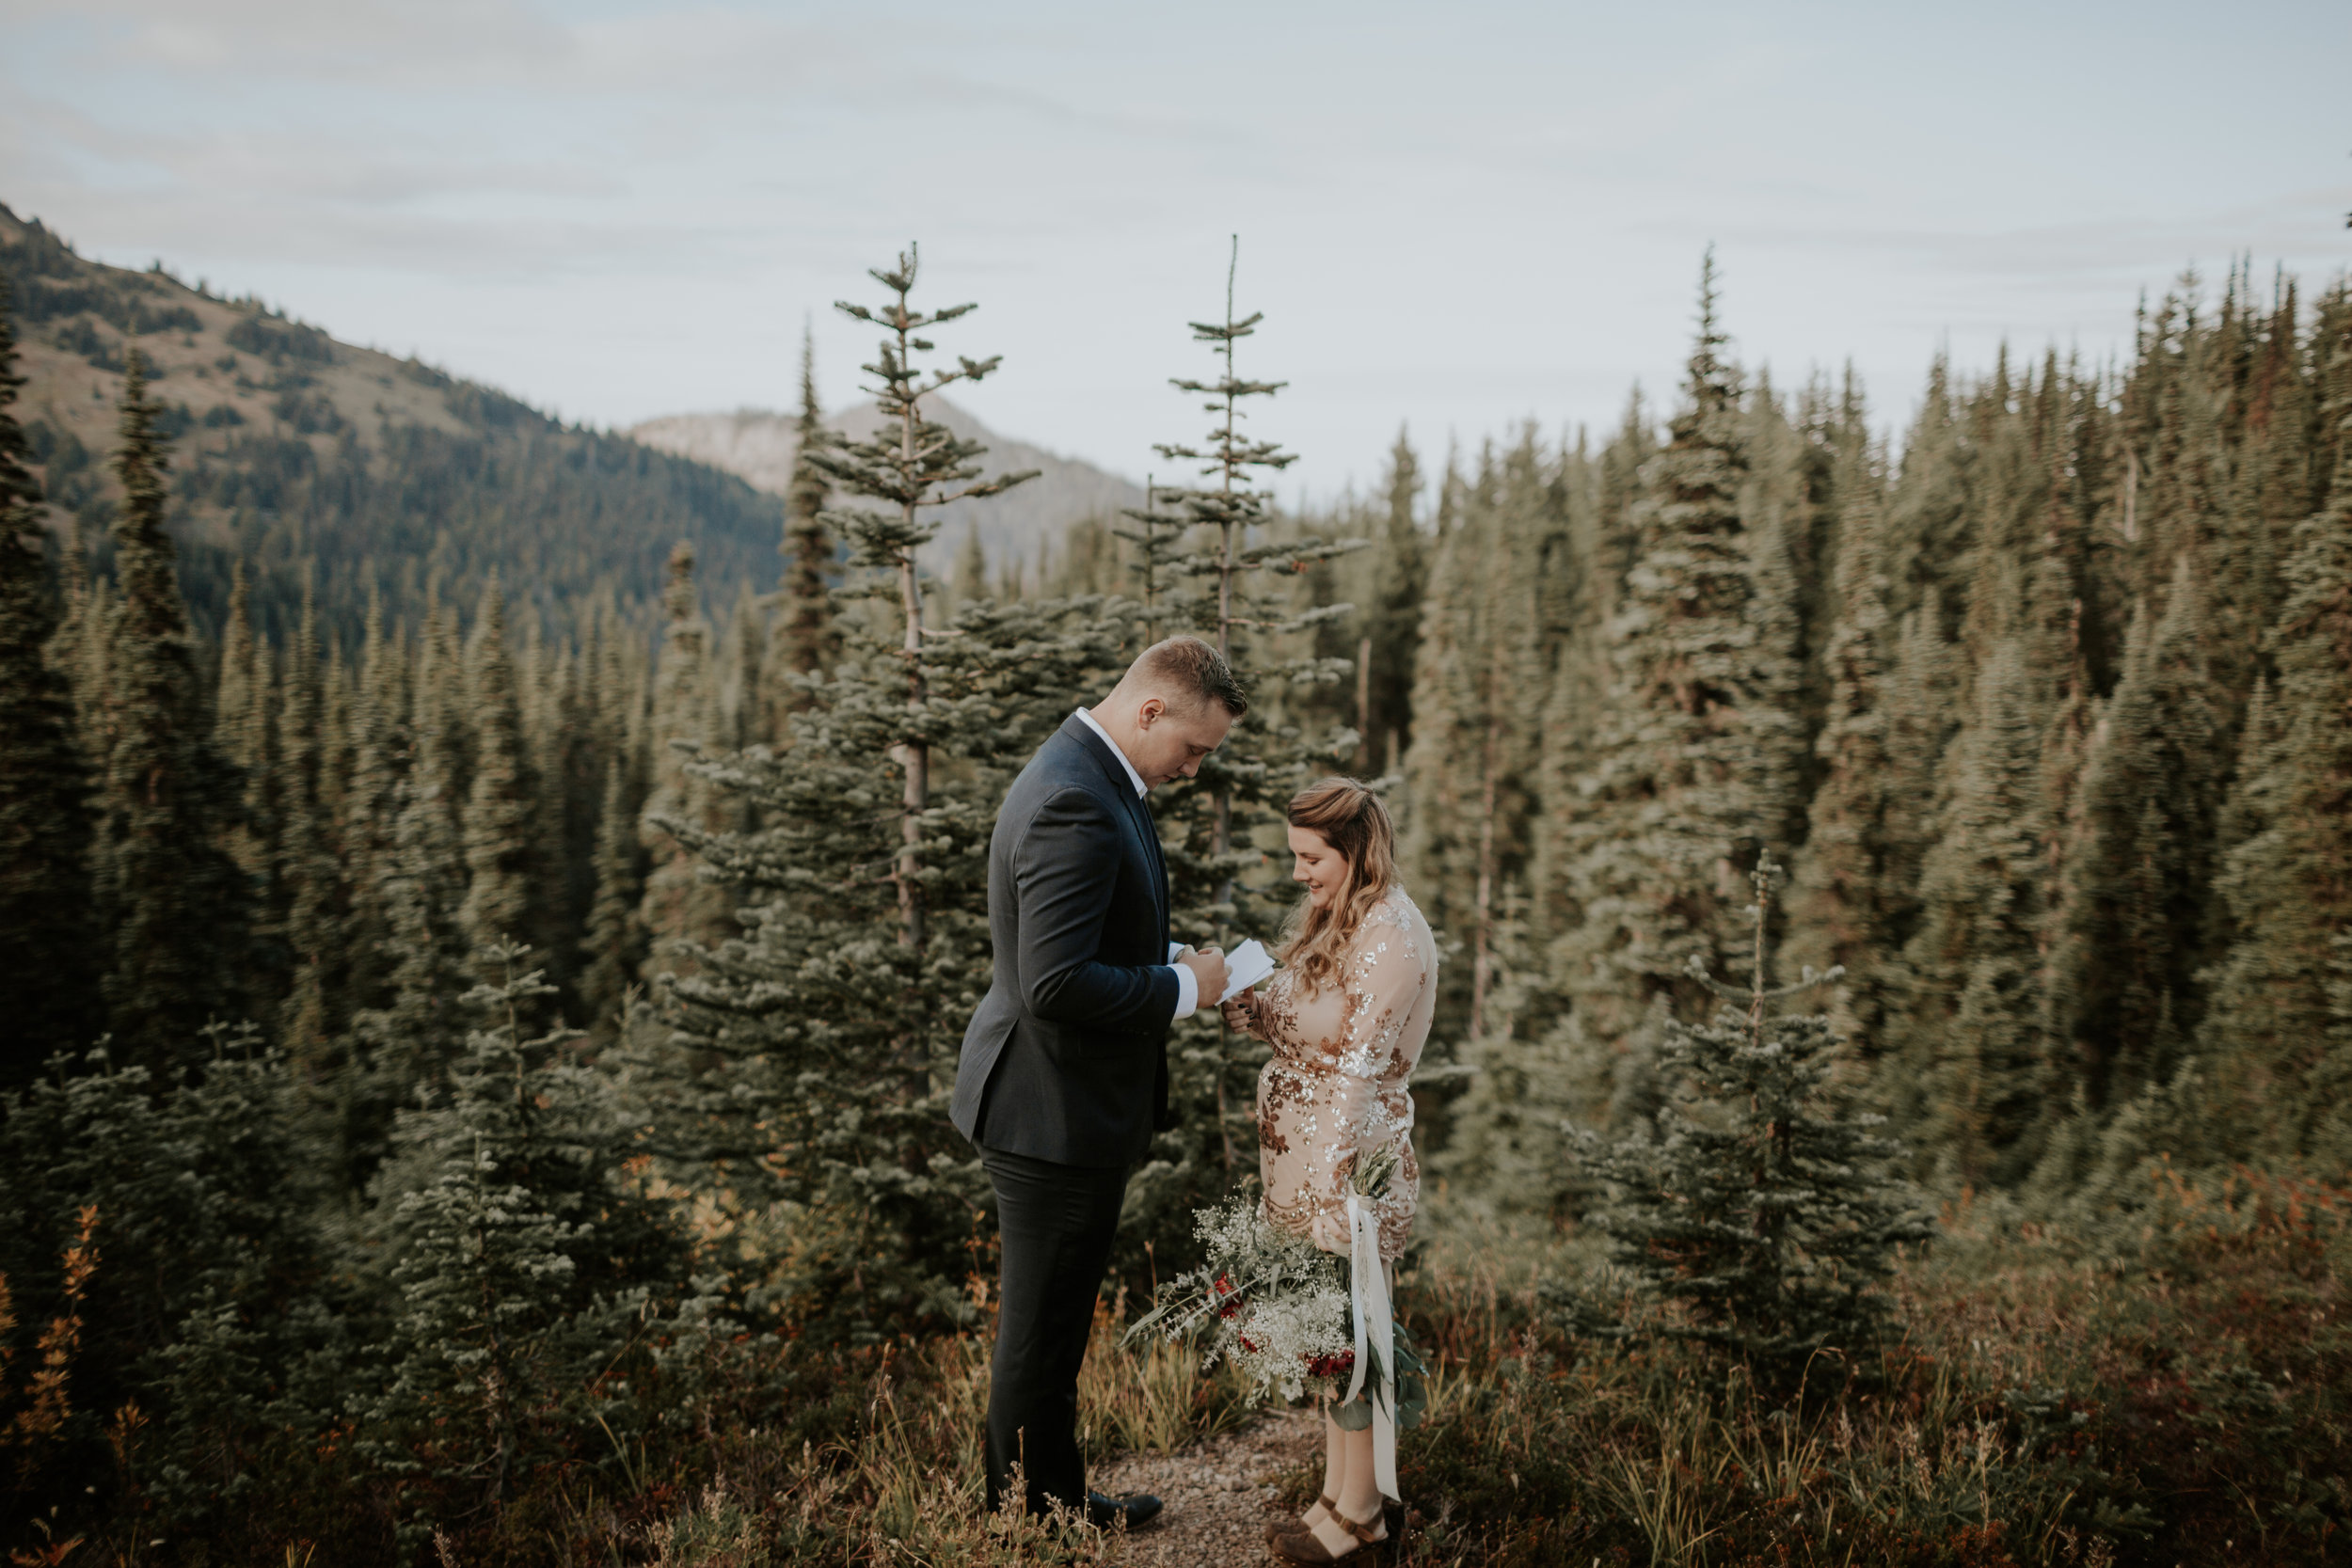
[1168,956,1198,1020]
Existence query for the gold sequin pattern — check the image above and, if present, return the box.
[1233,890,1438,1262]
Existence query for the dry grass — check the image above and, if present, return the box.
[31,1167,2349,1566]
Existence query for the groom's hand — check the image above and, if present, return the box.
[1178,944,1230,1006]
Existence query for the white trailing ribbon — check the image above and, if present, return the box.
[1342,1192,1401,1500]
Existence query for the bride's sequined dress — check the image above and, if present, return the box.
[1226,889,1437,1260]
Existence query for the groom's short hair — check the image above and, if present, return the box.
[1125,635,1249,719]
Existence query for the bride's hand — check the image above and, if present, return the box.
[1218,991,1256,1032]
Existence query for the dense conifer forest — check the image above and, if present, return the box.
[1,216,2347,1563]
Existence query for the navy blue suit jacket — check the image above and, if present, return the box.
[951,715,1178,1167]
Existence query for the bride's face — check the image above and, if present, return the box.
[1287,825,1347,911]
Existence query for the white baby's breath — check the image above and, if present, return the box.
[1123,1196,1354,1404]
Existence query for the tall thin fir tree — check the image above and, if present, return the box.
[341,588,407,1019]
[1397,434,1548,1040]
[1785,442,1905,1050]
[803,245,1041,978]
[529,624,594,1003]
[457,572,540,984]
[47,511,116,833]
[1546,253,1802,1149]
[0,277,102,1077]
[96,349,251,1065]
[947,522,989,616]
[1890,615,2054,1183]
[724,578,765,749]
[211,565,285,1020]
[577,753,645,1045]
[651,246,1141,1339]
[766,324,837,736]
[1362,429,1429,773]
[1525,392,1655,949]
[635,543,732,989]
[278,577,342,1069]
[1154,237,1358,895]
[1114,473,1188,643]
[2048,559,2224,1106]
[342,698,474,1183]
[2193,416,2352,1164]
[1145,238,1361,1186]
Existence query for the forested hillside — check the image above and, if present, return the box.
[1,230,2346,1564]
[0,203,791,654]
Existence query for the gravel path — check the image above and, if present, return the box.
[1091,1408,1324,1566]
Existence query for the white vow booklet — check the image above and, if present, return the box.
[1217,938,1276,1005]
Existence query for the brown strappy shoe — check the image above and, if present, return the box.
[1272,1507,1388,1563]
[1264,1495,1336,1546]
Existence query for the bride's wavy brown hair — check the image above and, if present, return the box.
[1278,777,1397,995]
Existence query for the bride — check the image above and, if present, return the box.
[1221,777,1436,1564]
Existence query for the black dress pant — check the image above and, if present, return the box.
[979,1145,1130,1516]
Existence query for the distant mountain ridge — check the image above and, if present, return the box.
[0,201,793,651]
[627,400,1143,575]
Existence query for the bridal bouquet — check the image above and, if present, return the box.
[1124,1148,1425,1426]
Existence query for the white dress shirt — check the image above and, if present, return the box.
[1074,706,1198,1020]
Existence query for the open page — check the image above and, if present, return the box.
[1218,938,1277,1005]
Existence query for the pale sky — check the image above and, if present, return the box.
[6,0,2347,503]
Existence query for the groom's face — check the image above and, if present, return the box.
[1131,695,1234,787]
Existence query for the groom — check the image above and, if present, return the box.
[952,634,1245,1528]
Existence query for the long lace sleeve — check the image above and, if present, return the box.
[1303,905,1428,1254]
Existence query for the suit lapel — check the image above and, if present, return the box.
[1065,717,1169,939]
[1110,772,1168,931]
[1136,794,1170,942]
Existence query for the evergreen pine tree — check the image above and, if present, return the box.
[211,562,272,897]
[1890,623,2052,1182]
[342,666,474,1180]
[1576,857,1931,1384]
[1112,475,1187,641]
[2049,559,2224,1102]
[365,940,691,1518]
[0,278,102,1077]
[2194,424,2352,1162]
[948,522,989,617]
[577,753,645,1044]
[1525,394,1653,949]
[1545,255,1803,1148]
[457,574,539,984]
[96,350,250,1064]
[724,578,765,748]
[799,246,1040,971]
[1397,435,1547,1039]
[648,247,1116,1338]
[1785,456,1903,1048]
[1362,428,1428,770]
[635,543,731,986]
[1137,240,1360,1201]
[278,578,341,1069]
[765,325,836,731]
[341,589,406,1022]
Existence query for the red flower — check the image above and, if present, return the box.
[1306,1351,1357,1380]
[1238,1333,1261,1354]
